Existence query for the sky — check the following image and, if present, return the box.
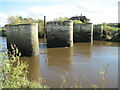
[0,0,119,26]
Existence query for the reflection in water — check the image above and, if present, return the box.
[73,42,92,57]
[47,47,73,70]
[0,37,119,88]
[0,37,7,52]
[40,40,118,88]
[20,55,41,82]
[93,40,119,47]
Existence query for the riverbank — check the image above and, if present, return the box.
[102,25,120,42]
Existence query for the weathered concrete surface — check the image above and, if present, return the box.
[6,24,39,56]
[73,23,93,42]
[93,25,103,40]
[47,21,73,48]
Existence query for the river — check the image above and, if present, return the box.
[0,37,119,88]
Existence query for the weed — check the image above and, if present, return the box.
[0,44,48,88]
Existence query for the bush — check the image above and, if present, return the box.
[102,23,120,41]
[0,44,48,88]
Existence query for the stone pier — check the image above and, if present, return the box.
[5,23,39,56]
[93,25,103,40]
[47,21,73,48]
[73,23,93,42]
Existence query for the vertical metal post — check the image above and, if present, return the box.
[43,16,48,62]
[44,16,46,44]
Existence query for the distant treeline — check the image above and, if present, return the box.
[107,23,119,27]
[99,23,120,28]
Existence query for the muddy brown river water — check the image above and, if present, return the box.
[0,37,119,88]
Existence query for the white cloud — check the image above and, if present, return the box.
[0,13,8,26]
[9,5,80,20]
[11,11,28,17]
[74,1,118,23]
[0,0,118,26]
[111,0,120,2]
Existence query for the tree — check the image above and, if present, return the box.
[26,18,35,24]
[7,16,24,24]
[7,16,36,24]
[7,16,18,24]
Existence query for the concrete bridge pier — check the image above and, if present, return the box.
[5,23,39,56]
[93,25,103,40]
[46,21,73,48]
[73,23,93,42]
